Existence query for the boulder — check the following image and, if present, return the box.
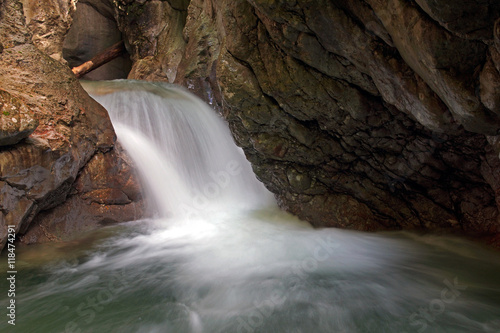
[20,144,147,245]
[0,0,138,250]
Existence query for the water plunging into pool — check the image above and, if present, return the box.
[2,80,499,333]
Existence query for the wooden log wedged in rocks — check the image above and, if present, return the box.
[71,41,125,78]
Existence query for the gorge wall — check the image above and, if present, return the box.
[1,0,500,248]
[120,0,500,241]
[111,0,500,242]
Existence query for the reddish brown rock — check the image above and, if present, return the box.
[0,0,144,250]
[20,144,147,245]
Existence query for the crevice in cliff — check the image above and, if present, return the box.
[63,0,132,80]
[2,178,26,191]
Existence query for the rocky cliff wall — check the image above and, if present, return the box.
[0,0,144,249]
[21,0,76,63]
[116,0,500,242]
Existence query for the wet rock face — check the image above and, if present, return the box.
[154,0,499,239]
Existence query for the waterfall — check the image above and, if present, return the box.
[2,80,499,333]
[82,80,274,219]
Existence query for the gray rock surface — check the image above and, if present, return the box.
[115,0,500,241]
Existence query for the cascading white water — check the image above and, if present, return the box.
[2,80,500,333]
[82,80,274,219]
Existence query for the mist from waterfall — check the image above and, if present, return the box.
[1,80,499,333]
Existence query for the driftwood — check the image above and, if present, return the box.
[71,41,125,78]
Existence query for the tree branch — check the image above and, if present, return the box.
[71,41,125,79]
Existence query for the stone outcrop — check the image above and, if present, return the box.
[115,0,189,82]
[0,0,143,249]
[111,0,500,243]
[19,143,146,245]
[21,0,76,63]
